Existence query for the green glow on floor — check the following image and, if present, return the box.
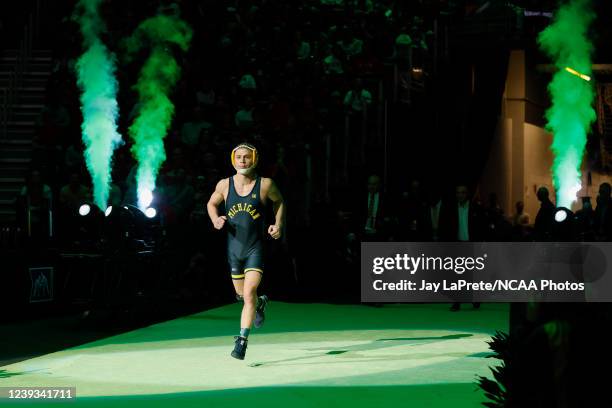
[1,302,508,407]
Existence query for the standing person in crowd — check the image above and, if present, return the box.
[534,186,555,241]
[440,182,484,311]
[594,182,612,241]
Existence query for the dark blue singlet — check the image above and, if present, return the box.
[225,176,265,279]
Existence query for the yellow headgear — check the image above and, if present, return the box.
[231,143,259,169]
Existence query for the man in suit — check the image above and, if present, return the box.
[359,174,392,241]
[420,185,444,242]
[440,183,484,311]
[440,183,485,242]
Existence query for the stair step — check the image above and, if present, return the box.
[0,63,52,71]
[0,167,29,177]
[0,188,21,201]
[8,109,44,117]
[15,95,46,104]
[3,128,35,136]
[0,213,17,222]
[0,69,51,78]
[0,139,32,146]
[11,86,45,92]
[6,121,37,126]
[0,60,52,66]
[0,143,31,150]
[0,177,25,184]
[0,212,17,223]
[0,78,48,86]
[0,71,51,78]
[2,49,53,57]
[3,131,35,137]
[11,104,44,109]
[0,146,31,152]
[0,71,49,77]
[0,149,31,159]
[0,158,31,164]
[11,112,42,120]
[0,56,53,63]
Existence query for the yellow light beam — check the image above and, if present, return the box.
[565,66,591,81]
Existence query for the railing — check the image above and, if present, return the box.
[1,0,41,139]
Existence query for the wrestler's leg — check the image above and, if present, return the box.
[240,270,262,329]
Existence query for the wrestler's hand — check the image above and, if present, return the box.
[268,224,281,239]
[213,216,227,230]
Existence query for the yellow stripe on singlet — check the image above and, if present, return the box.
[244,268,263,274]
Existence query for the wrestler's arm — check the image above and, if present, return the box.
[264,178,285,239]
[207,179,227,229]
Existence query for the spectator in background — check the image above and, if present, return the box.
[392,33,413,104]
[512,200,530,227]
[594,182,612,241]
[352,41,383,77]
[534,186,555,241]
[440,182,484,311]
[397,179,425,241]
[295,31,312,61]
[422,184,444,242]
[235,95,256,130]
[195,78,216,107]
[166,146,194,177]
[440,183,485,242]
[181,106,213,147]
[337,26,363,59]
[239,73,257,91]
[268,92,291,132]
[16,169,53,243]
[37,91,72,145]
[484,192,510,240]
[57,172,91,243]
[574,196,595,241]
[59,172,90,212]
[162,168,195,226]
[64,142,82,176]
[512,200,531,240]
[323,45,344,75]
[358,174,392,241]
[344,78,372,113]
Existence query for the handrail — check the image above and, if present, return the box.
[1,0,41,139]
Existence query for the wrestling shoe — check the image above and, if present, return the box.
[254,295,269,328]
[231,336,248,360]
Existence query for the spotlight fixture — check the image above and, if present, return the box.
[78,204,91,216]
[144,207,157,219]
[554,208,568,223]
[73,202,105,246]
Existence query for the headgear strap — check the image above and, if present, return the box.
[231,143,258,168]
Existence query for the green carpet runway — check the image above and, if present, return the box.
[0,302,508,407]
